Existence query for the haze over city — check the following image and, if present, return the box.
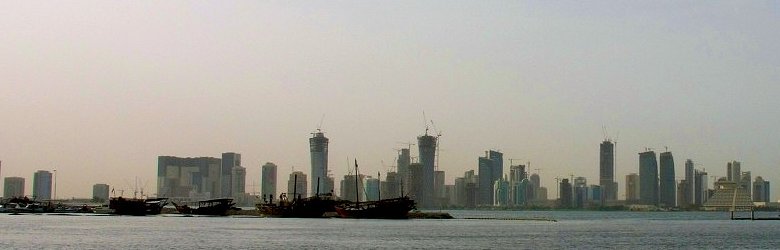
[1,1,778,201]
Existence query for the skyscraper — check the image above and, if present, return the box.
[93,183,109,202]
[478,156,494,205]
[559,178,572,208]
[310,131,329,196]
[599,140,617,202]
[33,170,53,200]
[684,159,695,205]
[488,150,504,192]
[417,132,437,209]
[639,151,658,206]
[396,148,411,194]
[434,170,446,207]
[740,171,752,197]
[409,163,424,203]
[658,151,675,207]
[287,171,307,199]
[221,152,241,198]
[365,176,380,201]
[231,166,246,197]
[694,169,708,205]
[340,174,365,202]
[753,176,770,202]
[157,156,221,198]
[3,177,24,198]
[530,173,541,201]
[625,173,640,202]
[727,161,741,182]
[261,162,277,201]
[573,177,588,208]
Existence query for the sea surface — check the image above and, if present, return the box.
[2,210,779,249]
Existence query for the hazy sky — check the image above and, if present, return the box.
[1,1,778,200]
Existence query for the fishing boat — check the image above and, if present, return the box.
[109,197,168,216]
[0,197,54,213]
[335,160,416,219]
[256,175,338,218]
[173,198,236,216]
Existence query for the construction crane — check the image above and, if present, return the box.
[508,159,523,166]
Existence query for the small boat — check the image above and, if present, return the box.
[0,197,54,213]
[334,160,416,219]
[109,197,168,216]
[173,198,236,216]
[256,174,338,218]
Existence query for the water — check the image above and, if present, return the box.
[2,210,779,249]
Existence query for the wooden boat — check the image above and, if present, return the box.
[335,160,416,219]
[256,174,337,218]
[173,198,236,216]
[109,197,168,216]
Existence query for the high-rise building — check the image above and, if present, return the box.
[625,173,640,202]
[287,171,307,199]
[365,176,380,201]
[509,164,527,206]
[684,159,695,205]
[340,174,365,202]
[157,156,221,199]
[310,131,329,196]
[493,176,509,206]
[231,166,246,197]
[408,163,424,203]
[434,170,446,207]
[261,162,277,201]
[530,173,541,201]
[677,180,690,208]
[639,151,658,206]
[221,152,241,198]
[559,178,572,208]
[396,148,411,194]
[478,156,494,205]
[453,177,466,207]
[573,177,588,208]
[33,170,52,200]
[727,161,741,182]
[3,177,24,198]
[599,140,617,202]
[464,170,478,208]
[753,176,770,202]
[380,171,400,199]
[658,151,675,207]
[537,187,548,201]
[488,150,504,191]
[417,133,437,209]
[740,171,752,197]
[93,184,109,202]
[694,169,708,205]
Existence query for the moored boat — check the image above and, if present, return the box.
[173,198,236,216]
[334,160,416,219]
[256,193,338,218]
[109,197,168,216]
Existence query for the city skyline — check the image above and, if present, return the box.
[1,2,778,200]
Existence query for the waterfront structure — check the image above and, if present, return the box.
[639,151,658,206]
[340,174,365,202]
[310,131,330,196]
[753,176,770,202]
[694,169,709,205]
[231,166,246,198]
[559,178,572,208]
[287,171,307,199]
[727,161,741,182]
[703,179,752,211]
[417,132,437,209]
[659,151,675,207]
[684,159,695,205]
[261,162,277,201]
[92,183,109,202]
[599,140,617,202]
[3,177,24,198]
[221,152,241,198]
[625,173,640,203]
[157,156,221,199]
[33,170,52,200]
[478,156,494,205]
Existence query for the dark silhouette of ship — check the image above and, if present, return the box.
[335,160,416,219]
[109,197,168,216]
[172,198,236,216]
[256,175,337,218]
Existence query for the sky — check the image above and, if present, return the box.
[1,1,778,201]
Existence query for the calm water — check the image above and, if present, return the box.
[2,210,779,249]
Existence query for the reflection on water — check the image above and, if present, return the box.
[1,210,779,249]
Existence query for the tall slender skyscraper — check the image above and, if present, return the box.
[625,173,640,202]
[478,156,494,205]
[694,169,708,205]
[221,152,241,198]
[727,161,741,182]
[231,166,246,197]
[288,171,307,199]
[261,162,277,201]
[684,159,695,205]
[658,151,675,207]
[599,140,617,202]
[753,176,770,202]
[33,170,53,200]
[396,148,411,195]
[417,132,437,209]
[639,151,658,206]
[310,131,329,196]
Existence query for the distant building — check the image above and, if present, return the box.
[340,174,365,202]
[573,177,587,208]
[434,170,446,207]
[625,173,640,203]
[599,140,617,202]
[509,165,527,206]
[658,151,675,207]
[727,161,741,182]
[417,132,437,209]
[684,159,695,205]
[3,177,24,198]
[588,185,602,202]
[310,131,330,196]
[157,156,221,199]
[231,166,246,199]
[93,184,109,202]
[365,176,380,201]
[537,187,548,201]
[408,163,424,203]
[639,151,658,206]
[221,152,241,198]
[396,148,411,196]
[261,162,277,201]
[753,176,770,202]
[677,180,690,208]
[380,171,400,199]
[33,170,52,200]
[493,177,509,206]
[530,173,541,201]
[559,178,572,208]
[694,169,709,205]
[740,171,752,198]
[478,156,494,205]
[287,171,307,199]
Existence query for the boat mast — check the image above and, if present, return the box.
[354,159,360,208]
[293,174,298,202]
[378,171,381,201]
